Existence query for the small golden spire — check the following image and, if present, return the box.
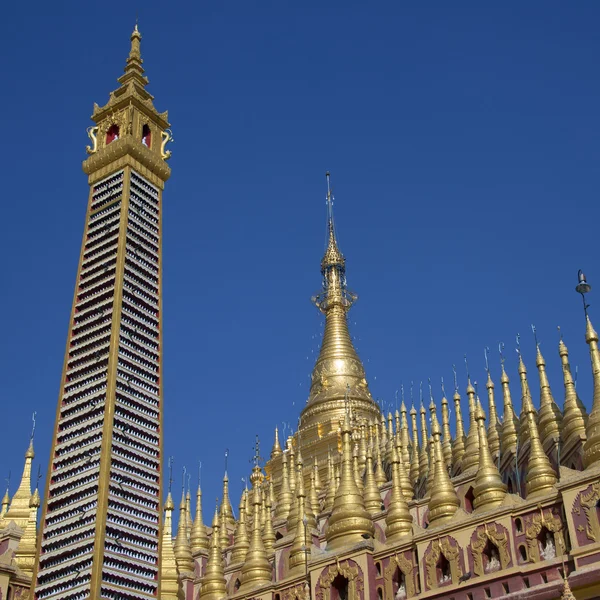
[288,443,297,496]
[396,436,414,501]
[308,470,320,524]
[218,499,229,550]
[524,390,558,498]
[4,435,35,528]
[533,328,563,451]
[363,445,382,516]
[353,443,364,492]
[359,421,368,473]
[116,23,148,90]
[263,482,277,555]
[231,491,251,563]
[174,487,194,574]
[240,468,272,589]
[440,381,453,470]
[275,450,293,520]
[461,375,481,473]
[451,367,466,470]
[13,488,40,577]
[409,404,420,486]
[559,334,588,453]
[0,485,9,522]
[400,400,412,468]
[220,469,236,528]
[517,344,538,448]
[323,451,336,513]
[271,426,283,458]
[584,315,600,468]
[161,493,180,600]
[473,400,507,511]
[313,457,323,497]
[374,441,387,487]
[426,435,436,498]
[191,481,209,554]
[325,411,375,549]
[560,573,576,600]
[386,412,395,463]
[484,348,501,461]
[395,409,401,442]
[499,344,519,457]
[185,487,193,541]
[200,506,227,600]
[427,412,460,527]
[385,445,413,542]
[287,451,303,533]
[380,413,389,456]
[419,393,430,479]
[289,460,311,571]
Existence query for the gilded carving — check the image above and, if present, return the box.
[161,129,174,160]
[283,583,309,600]
[524,507,566,563]
[86,126,99,154]
[316,559,363,600]
[383,552,416,599]
[469,523,510,577]
[424,536,462,590]
[579,481,600,542]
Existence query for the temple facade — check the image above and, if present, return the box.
[0,25,599,600]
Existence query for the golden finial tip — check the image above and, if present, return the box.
[165,492,175,511]
[30,488,40,508]
[586,315,599,343]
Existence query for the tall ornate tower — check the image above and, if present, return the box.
[33,26,172,600]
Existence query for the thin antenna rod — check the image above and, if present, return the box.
[531,324,539,347]
[30,412,37,442]
[224,449,229,474]
[182,466,186,493]
[441,376,446,397]
[410,381,414,405]
[499,342,506,370]
[428,378,433,402]
[168,457,173,494]
[452,365,458,392]
[484,347,490,375]
[464,354,470,381]
[198,461,202,487]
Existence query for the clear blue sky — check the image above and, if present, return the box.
[1,1,599,513]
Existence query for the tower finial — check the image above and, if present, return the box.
[168,456,173,494]
[225,448,229,474]
[452,364,458,392]
[484,347,491,376]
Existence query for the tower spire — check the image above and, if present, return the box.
[300,173,380,433]
[461,366,480,473]
[559,331,588,459]
[451,366,466,472]
[484,347,501,461]
[326,412,374,549]
[440,379,453,470]
[4,429,35,528]
[117,23,148,90]
[160,493,179,600]
[199,506,227,600]
[473,399,507,511]
[577,270,600,468]
[427,412,460,527]
[499,343,519,458]
[532,326,563,454]
[190,464,209,554]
